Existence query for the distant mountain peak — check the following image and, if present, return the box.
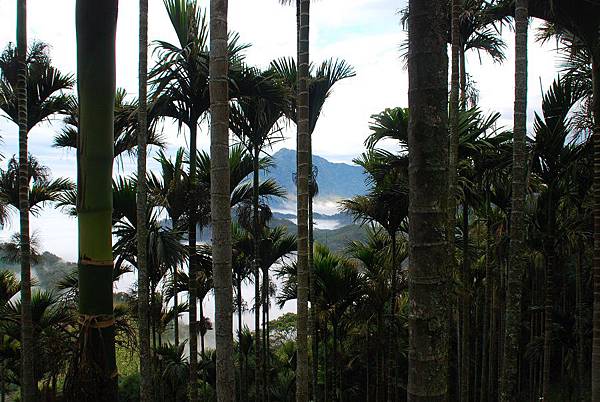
[265,148,367,212]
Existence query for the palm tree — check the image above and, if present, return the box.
[277,244,362,401]
[449,2,462,399]
[530,79,585,400]
[270,59,354,399]
[311,244,362,401]
[151,3,264,393]
[295,1,310,399]
[148,149,188,346]
[406,0,449,400]
[501,0,528,400]
[209,0,235,398]
[151,3,222,393]
[340,149,408,399]
[0,36,72,402]
[137,0,152,399]
[54,88,166,162]
[0,42,74,130]
[0,155,74,222]
[63,2,118,401]
[2,289,75,396]
[230,74,287,398]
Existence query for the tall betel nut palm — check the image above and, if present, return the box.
[406,0,449,400]
[64,1,118,401]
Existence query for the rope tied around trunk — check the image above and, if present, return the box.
[78,314,115,329]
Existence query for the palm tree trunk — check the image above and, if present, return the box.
[137,0,153,400]
[238,276,245,402]
[542,198,556,400]
[461,201,470,402]
[332,319,338,402]
[323,326,328,402]
[480,191,491,402]
[489,269,498,401]
[459,46,467,108]
[309,160,319,402]
[209,0,235,399]
[253,145,263,401]
[406,0,449,400]
[188,121,199,402]
[296,0,311,400]
[387,232,397,402]
[448,5,460,399]
[66,2,118,400]
[16,1,35,400]
[174,264,179,346]
[501,1,528,400]
[199,300,205,355]
[376,310,384,402]
[262,266,270,400]
[591,46,600,402]
[576,236,585,401]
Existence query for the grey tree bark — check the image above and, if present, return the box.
[501,1,528,400]
[16,0,35,399]
[406,0,449,400]
[137,0,153,400]
[209,0,235,400]
[296,0,310,401]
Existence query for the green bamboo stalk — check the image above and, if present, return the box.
[65,1,118,400]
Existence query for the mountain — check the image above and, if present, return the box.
[264,148,367,209]
[269,217,366,252]
[2,247,76,289]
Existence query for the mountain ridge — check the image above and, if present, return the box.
[263,148,367,206]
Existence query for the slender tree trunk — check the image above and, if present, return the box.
[1,362,5,402]
[501,0,528,400]
[253,145,263,402]
[459,46,467,108]
[65,2,118,401]
[209,0,235,399]
[576,236,585,401]
[238,276,245,402]
[406,0,449,400]
[309,153,319,402]
[332,320,338,402]
[16,1,35,400]
[448,4,460,398]
[137,0,153,400]
[480,191,491,402]
[200,299,205,355]
[296,0,310,401]
[591,46,600,402]
[542,199,556,400]
[323,327,328,402]
[188,121,199,402]
[387,233,398,402]
[262,263,270,399]
[174,264,179,346]
[489,268,498,401]
[461,201,470,402]
[376,310,384,402]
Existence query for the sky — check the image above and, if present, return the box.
[0,0,567,338]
